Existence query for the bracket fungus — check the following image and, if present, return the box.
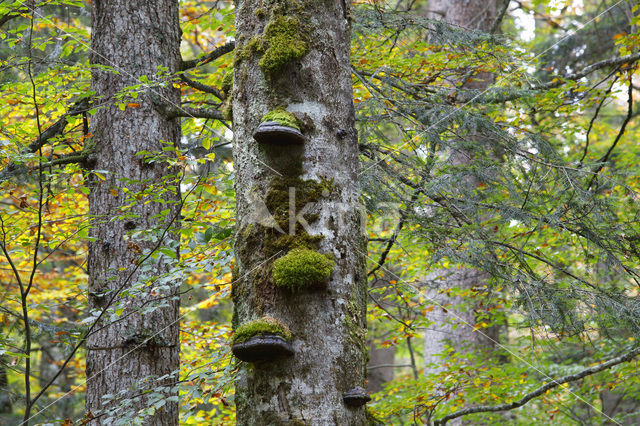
[342,386,371,407]
[253,109,305,144]
[232,316,294,363]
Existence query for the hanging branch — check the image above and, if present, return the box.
[0,6,29,29]
[587,81,633,190]
[579,75,618,165]
[434,346,640,425]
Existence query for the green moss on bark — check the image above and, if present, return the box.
[221,70,233,95]
[233,316,292,343]
[259,15,307,76]
[233,5,308,75]
[272,248,334,291]
[261,108,301,131]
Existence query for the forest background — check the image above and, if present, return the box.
[1,0,640,424]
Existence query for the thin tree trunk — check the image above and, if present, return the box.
[0,356,11,415]
[86,0,181,424]
[231,1,368,423]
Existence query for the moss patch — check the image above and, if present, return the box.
[259,15,307,76]
[221,70,233,95]
[264,172,333,230]
[272,248,334,291]
[261,108,301,131]
[233,316,292,343]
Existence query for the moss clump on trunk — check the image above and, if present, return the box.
[272,248,334,291]
[221,70,233,96]
[233,316,292,343]
[261,108,301,130]
[259,15,307,76]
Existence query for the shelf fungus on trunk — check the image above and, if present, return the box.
[231,316,294,363]
[252,108,305,144]
[342,386,371,407]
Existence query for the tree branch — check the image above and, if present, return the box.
[0,98,90,181]
[558,51,640,87]
[434,346,640,425]
[28,98,90,153]
[455,51,640,104]
[587,81,634,190]
[489,0,510,34]
[161,104,225,121]
[180,40,236,71]
[180,74,225,99]
[0,7,29,29]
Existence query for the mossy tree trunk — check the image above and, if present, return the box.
[86,0,181,424]
[231,0,368,423]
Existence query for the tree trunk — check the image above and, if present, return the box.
[366,276,395,394]
[231,1,368,424]
[422,0,501,378]
[366,343,395,394]
[0,356,11,414]
[86,0,181,424]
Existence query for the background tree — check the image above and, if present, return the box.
[84,0,183,423]
[420,0,506,381]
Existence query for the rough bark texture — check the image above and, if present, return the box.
[422,0,500,378]
[86,0,181,424]
[231,0,367,424]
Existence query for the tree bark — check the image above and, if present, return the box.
[231,0,367,424]
[86,0,181,424]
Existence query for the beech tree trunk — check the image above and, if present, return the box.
[86,0,181,424]
[422,0,501,375]
[231,0,367,424]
